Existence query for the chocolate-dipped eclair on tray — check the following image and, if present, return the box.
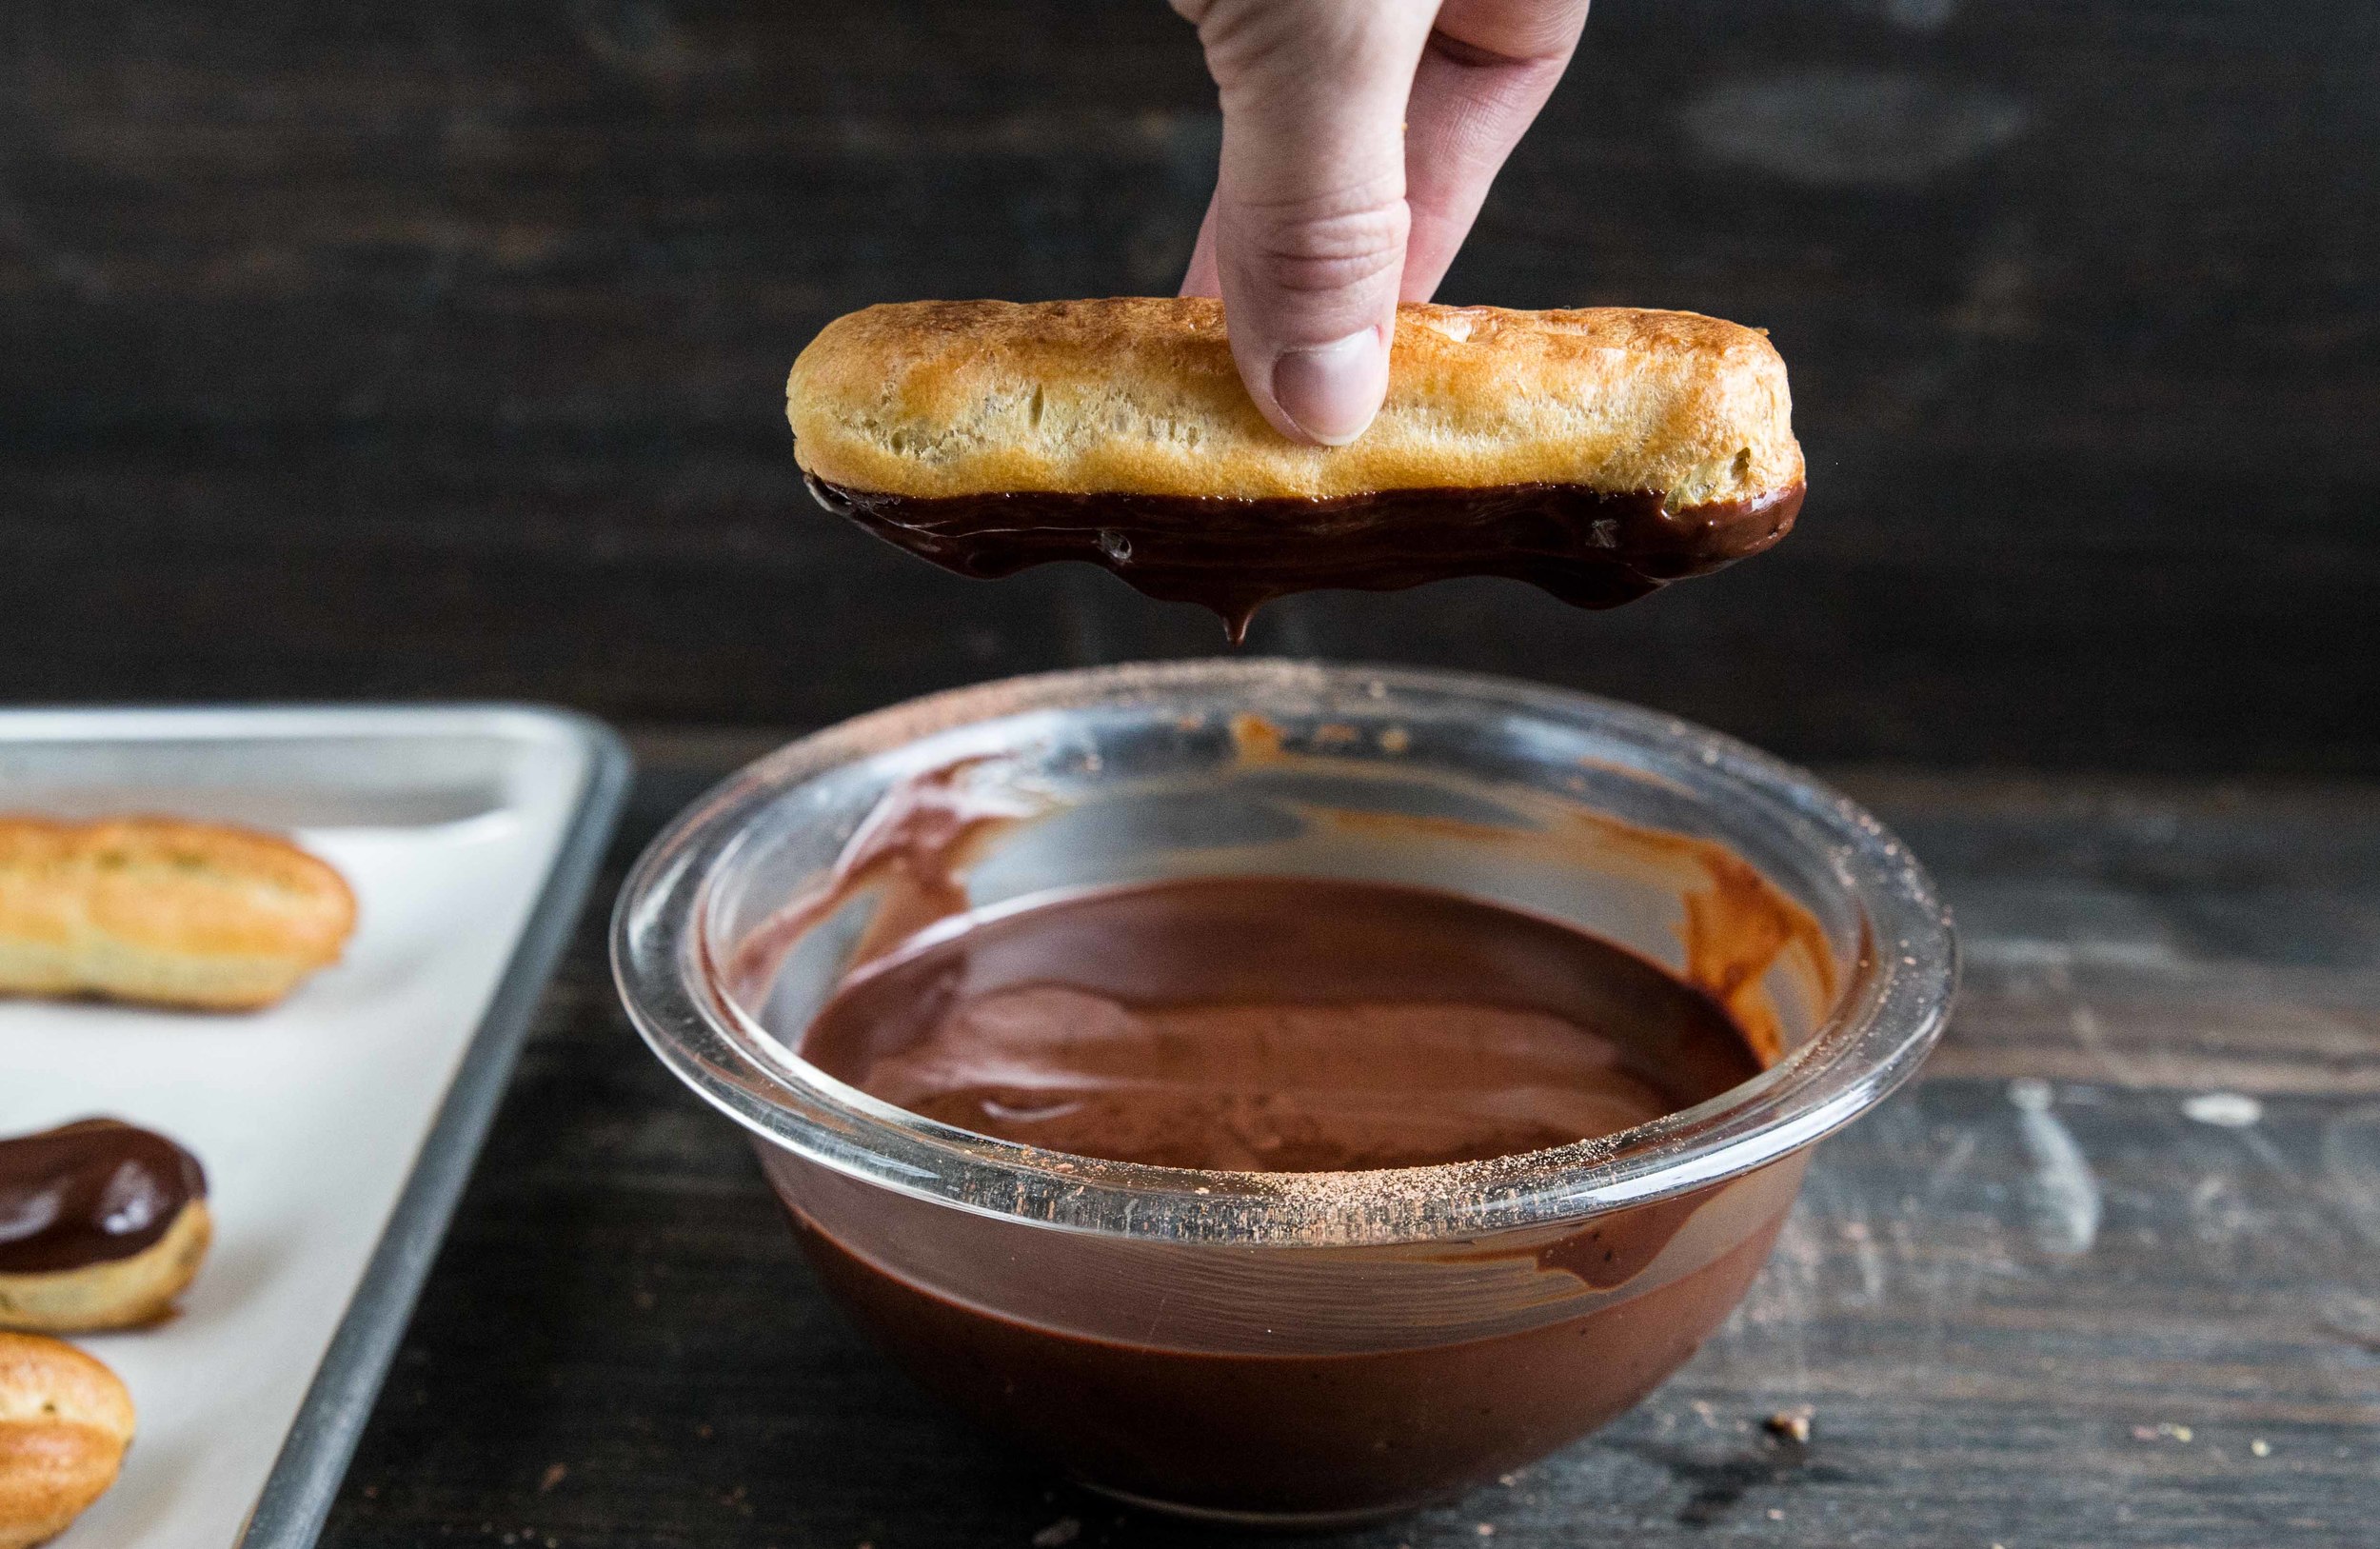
[0,1118,212,1334]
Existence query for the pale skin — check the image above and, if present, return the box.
[1172,0,1594,446]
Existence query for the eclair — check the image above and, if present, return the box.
[0,1120,211,1335]
[0,817,355,1010]
[787,298,1804,638]
[0,1332,134,1549]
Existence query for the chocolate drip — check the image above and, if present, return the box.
[0,1118,207,1274]
[806,476,1805,643]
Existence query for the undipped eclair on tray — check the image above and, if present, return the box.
[787,298,1804,637]
[0,1332,134,1549]
[0,817,356,1010]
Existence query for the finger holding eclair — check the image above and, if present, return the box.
[0,1332,134,1549]
[787,298,1803,641]
[0,1120,211,1335]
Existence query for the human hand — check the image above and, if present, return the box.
[1173,0,1591,445]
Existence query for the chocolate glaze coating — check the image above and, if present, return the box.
[805,476,1805,643]
[0,1118,208,1274]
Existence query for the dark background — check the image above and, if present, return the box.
[4,0,2376,769]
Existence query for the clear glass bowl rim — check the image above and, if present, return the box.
[611,659,1957,1247]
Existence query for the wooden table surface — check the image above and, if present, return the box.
[313,736,2380,1549]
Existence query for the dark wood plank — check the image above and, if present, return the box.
[318,752,2380,1549]
[5,1,2379,770]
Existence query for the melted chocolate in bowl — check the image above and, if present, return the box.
[805,477,1805,642]
[744,767,1825,1521]
[782,1183,1797,1521]
[616,664,1957,1526]
[802,877,1765,1173]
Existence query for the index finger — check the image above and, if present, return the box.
[1400,0,1592,301]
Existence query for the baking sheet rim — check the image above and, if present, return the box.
[0,702,632,1549]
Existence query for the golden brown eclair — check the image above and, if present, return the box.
[785,297,1802,506]
[0,1201,211,1337]
[0,818,356,1011]
[0,1333,134,1549]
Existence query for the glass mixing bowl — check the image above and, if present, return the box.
[612,659,1955,1527]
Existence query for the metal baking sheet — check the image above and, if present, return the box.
[0,705,631,1549]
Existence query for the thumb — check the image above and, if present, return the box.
[1176,0,1438,446]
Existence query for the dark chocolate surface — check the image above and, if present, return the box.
[801,875,1764,1171]
[807,477,1803,643]
[0,1117,208,1275]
